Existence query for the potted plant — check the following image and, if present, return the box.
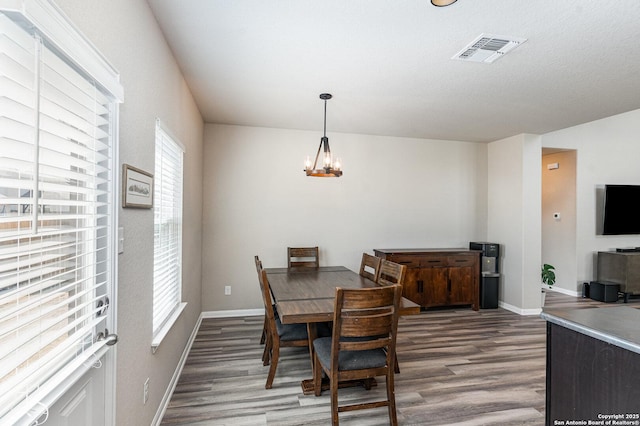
[540,263,556,305]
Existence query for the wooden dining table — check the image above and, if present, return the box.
[265,265,421,393]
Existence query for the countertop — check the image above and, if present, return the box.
[541,306,640,355]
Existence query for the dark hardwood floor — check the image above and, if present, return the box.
[160,292,640,425]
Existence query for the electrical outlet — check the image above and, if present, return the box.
[143,378,149,405]
[224,286,231,295]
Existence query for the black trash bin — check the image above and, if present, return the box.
[480,273,500,309]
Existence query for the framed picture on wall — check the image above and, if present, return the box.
[122,164,154,208]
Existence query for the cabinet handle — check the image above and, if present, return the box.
[417,280,424,293]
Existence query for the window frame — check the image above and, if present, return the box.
[151,118,186,351]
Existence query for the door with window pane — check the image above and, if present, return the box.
[0,6,120,424]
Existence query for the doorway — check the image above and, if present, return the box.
[541,149,577,294]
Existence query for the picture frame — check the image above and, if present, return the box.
[122,164,154,208]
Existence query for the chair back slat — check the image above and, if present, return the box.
[378,259,406,286]
[359,253,382,282]
[288,246,319,268]
[333,285,401,351]
[340,337,390,352]
[340,319,393,339]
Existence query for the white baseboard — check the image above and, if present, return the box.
[547,286,581,297]
[499,300,541,316]
[498,286,582,316]
[151,314,203,426]
[201,308,264,318]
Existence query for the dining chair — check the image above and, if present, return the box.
[376,259,406,374]
[377,259,407,286]
[287,246,319,268]
[359,252,382,282]
[256,260,310,389]
[255,256,271,361]
[312,284,402,426]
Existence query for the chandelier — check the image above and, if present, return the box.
[304,93,342,177]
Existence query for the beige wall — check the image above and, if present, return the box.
[487,134,542,313]
[202,124,488,311]
[542,109,640,288]
[54,1,204,425]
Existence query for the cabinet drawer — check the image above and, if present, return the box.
[420,256,447,267]
[447,255,476,267]
[386,255,421,268]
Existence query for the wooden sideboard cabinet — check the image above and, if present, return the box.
[597,251,640,296]
[373,248,480,311]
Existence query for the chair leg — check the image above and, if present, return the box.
[313,353,323,396]
[307,322,318,372]
[260,315,267,344]
[330,371,339,426]
[363,378,373,390]
[386,371,398,426]
[265,340,279,389]
[394,355,400,374]
[262,334,271,366]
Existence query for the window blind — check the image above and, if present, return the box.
[153,121,184,337]
[0,9,118,423]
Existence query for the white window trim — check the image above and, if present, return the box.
[152,118,185,352]
[151,302,187,353]
[156,118,186,152]
[0,0,123,102]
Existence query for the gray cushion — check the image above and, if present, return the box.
[275,318,308,341]
[313,336,387,371]
[273,320,331,342]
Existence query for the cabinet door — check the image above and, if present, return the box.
[448,265,474,305]
[388,255,423,305]
[421,267,449,307]
[403,267,424,305]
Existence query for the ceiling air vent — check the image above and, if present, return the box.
[453,33,527,63]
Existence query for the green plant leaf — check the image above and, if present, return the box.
[541,264,556,287]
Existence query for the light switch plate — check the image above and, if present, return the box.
[118,226,124,254]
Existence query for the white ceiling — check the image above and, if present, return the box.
[147,0,640,143]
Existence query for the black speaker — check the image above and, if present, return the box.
[582,282,590,298]
[589,281,619,303]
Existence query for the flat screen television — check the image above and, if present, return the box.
[602,184,640,235]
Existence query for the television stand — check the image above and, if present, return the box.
[597,251,640,296]
[615,247,640,253]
